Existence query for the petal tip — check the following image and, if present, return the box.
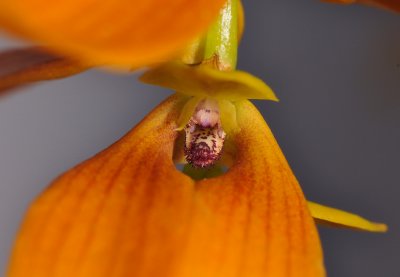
[372,223,388,233]
[270,94,279,102]
[308,201,388,233]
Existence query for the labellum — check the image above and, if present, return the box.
[184,99,226,168]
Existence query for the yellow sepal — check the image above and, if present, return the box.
[140,62,278,101]
[308,201,387,233]
[218,99,239,133]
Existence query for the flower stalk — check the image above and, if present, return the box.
[203,0,238,71]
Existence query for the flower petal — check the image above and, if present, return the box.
[0,0,226,66]
[217,100,325,276]
[8,95,324,277]
[0,47,88,95]
[308,201,387,232]
[140,62,278,101]
[8,96,192,277]
[218,99,239,133]
[323,0,400,12]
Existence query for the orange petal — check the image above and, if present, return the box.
[0,47,88,96]
[323,0,400,12]
[0,0,226,67]
[8,95,325,277]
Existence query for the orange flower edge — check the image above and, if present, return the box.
[0,47,89,95]
[8,95,325,277]
[323,0,400,12]
[0,0,227,67]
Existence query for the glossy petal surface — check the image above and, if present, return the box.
[8,95,324,277]
[140,62,278,101]
[0,0,226,66]
[0,47,88,95]
[308,201,387,232]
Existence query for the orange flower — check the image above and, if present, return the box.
[0,1,388,277]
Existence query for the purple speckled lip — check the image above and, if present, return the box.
[183,98,226,168]
[184,121,225,168]
[184,141,221,168]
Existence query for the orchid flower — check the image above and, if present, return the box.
[0,0,392,276]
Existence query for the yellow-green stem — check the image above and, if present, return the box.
[204,0,238,71]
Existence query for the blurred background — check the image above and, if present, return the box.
[0,0,399,276]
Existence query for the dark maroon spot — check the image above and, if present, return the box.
[184,142,220,168]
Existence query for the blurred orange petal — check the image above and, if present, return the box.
[8,95,325,277]
[0,47,88,96]
[0,0,226,67]
[323,0,400,12]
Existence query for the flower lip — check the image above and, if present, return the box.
[185,141,220,168]
[184,119,226,168]
[183,98,226,168]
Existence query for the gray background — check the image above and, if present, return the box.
[0,0,399,276]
